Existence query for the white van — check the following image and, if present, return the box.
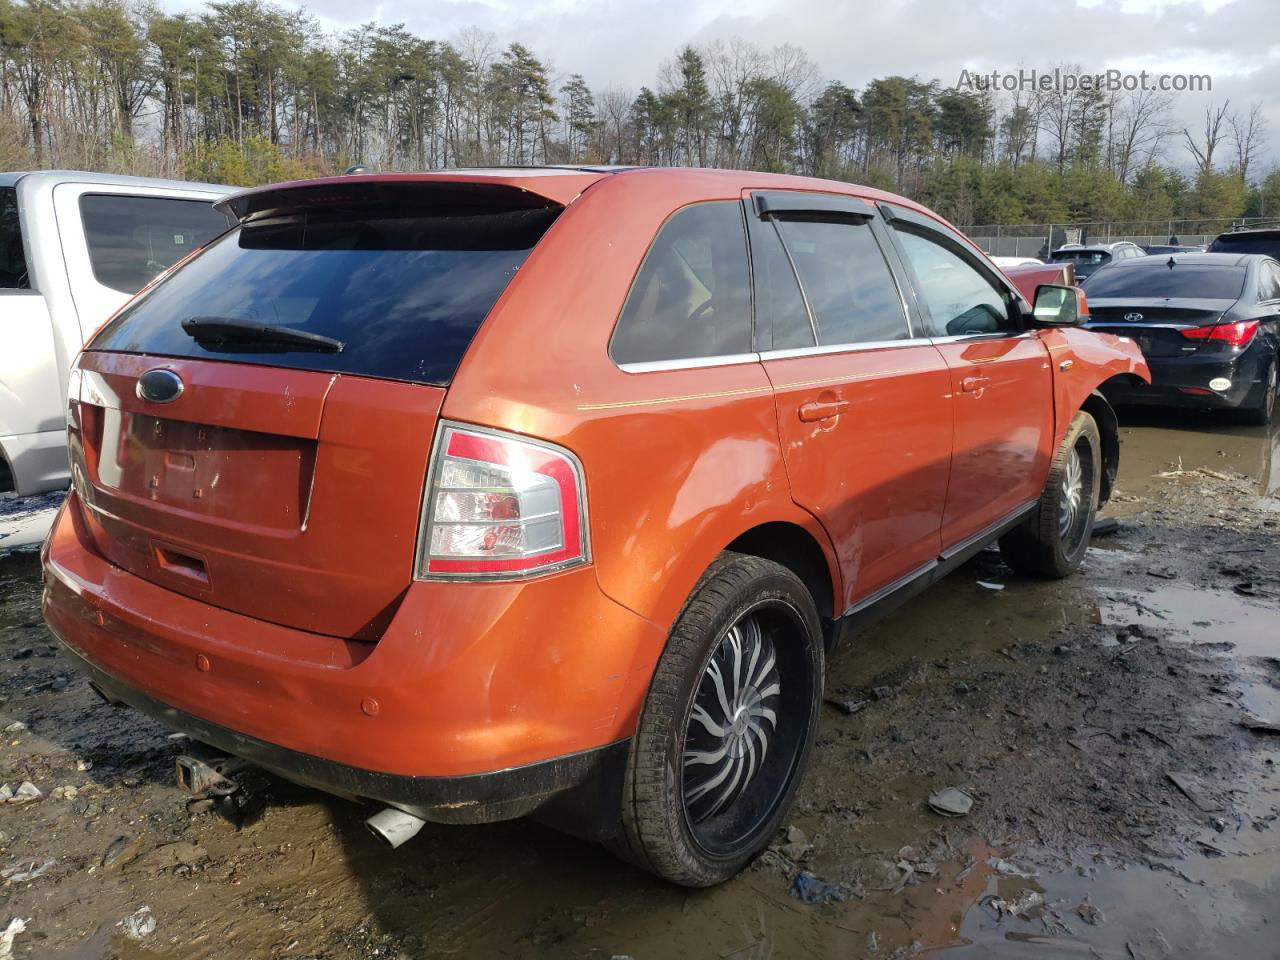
[1,171,236,495]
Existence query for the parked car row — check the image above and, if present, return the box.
[38,165,1151,886]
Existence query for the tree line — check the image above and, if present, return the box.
[2,0,1276,228]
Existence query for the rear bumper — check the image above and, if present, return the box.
[1099,346,1267,410]
[42,494,662,821]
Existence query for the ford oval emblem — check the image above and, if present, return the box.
[1124,312,1144,322]
[136,368,184,404]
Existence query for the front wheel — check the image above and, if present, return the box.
[999,411,1101,579]
[609,553,824,886]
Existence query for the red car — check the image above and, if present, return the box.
[43,167,1148,886]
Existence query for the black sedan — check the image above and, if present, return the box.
[1082,253,1280,425]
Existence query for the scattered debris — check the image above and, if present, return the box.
[0,918,28,960]
[1166,772,1224,813]
[790,871,852,905]
[983,888,1044,920]
[927,787,973,817]
[1091,517,1120,537]
[976,581,1005,591]
[1241,716,1280,735]
[119,906,156,941]
[101,835,143,871]
[1074,902,1105,925]
[824,696,870,716]
[2,783,41,805]
[2,722,25,734]
[774,825,813,862]
[1,858,56,883]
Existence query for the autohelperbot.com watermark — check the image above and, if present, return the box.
[957,68,1211,94]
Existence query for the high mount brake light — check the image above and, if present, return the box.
[1180,320,1260,347]
[414,423,589,580]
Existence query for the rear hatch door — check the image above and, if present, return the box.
[71,177,572,638]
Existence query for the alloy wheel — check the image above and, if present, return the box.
[679,600,812,856]
[1058,444,1084,541]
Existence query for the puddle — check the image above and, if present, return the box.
[1099,584,1279,658]
[941,844,1280,958]
[1114,411,1280,499]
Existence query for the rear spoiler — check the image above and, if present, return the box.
[214,173,601,223]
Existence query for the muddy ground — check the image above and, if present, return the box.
[1,409,1278,959]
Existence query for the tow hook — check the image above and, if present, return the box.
[175,754,247,797]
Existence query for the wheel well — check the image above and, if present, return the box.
[1081,388,1121,504]
[726,523,836,624]
[0,450,13,495]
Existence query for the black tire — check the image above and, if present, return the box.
[1239,358,1277,427]
[609,552,824,887]
[999,412,1101,579]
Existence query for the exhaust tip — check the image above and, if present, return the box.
[365,807,426,849]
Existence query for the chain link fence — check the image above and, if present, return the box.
[959,217,1280,258]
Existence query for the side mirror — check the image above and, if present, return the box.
[1031,284,1088,327]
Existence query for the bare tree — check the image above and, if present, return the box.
[1182,99,1231,178]
[1109,88,1172,183]
[1228,101,1267,182]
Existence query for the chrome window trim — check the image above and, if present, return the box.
[616,352,761,374]
[758,337,934,361]
[928,331,1035,345]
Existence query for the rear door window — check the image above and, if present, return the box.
[1259,261,1280,302]
[0,187,28,290]
[747,213,812,350]
[80,194,231,294]
[772,217,908,346]
[610,201,752,365]
[90,200,561,386]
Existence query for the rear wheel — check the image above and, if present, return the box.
[999,412,1101,579]
[609,553,823,886]
[1240,358,1277,426]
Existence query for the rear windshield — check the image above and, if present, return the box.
[1051,250,1111,266]
[1,187,28,289]
[1207,233,1280,257]
[90,201,559,386]
[1082,264,1246,300]
[80,193,232,294]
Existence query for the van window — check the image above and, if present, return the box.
[90,201,561,386]
[895,228,1015,336]
[773,218,908,345]
[611,201,752,365]
[748,214,812,350]
[79,194,231,294]
[0,187,28,290]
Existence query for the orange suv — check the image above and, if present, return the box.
[42,167,1148,886]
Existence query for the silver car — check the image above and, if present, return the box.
[1,171,236,496]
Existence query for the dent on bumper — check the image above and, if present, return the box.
[42,494,664,784]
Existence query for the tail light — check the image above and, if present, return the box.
[1180,320,1259,347]
[414,422,589,580]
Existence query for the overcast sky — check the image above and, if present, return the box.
[168,0,1280,173]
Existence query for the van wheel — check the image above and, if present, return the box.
[609,553,823,887]
[999,411,1101,579]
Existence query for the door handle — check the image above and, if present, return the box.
[960,375,990,393]
[798,399,849,422]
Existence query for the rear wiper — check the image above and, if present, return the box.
[180,316,344,353]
